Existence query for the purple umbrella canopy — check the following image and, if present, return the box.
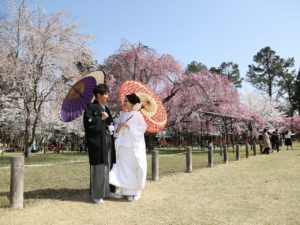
[60,76,97,122]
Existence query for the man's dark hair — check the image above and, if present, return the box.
[93,84,109,97]
[126,93,140,105]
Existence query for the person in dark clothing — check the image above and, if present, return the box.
[273,129,280,152]
[83,84,120,204]
[270,131,276,150]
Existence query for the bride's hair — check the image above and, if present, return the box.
[125,93,140,105]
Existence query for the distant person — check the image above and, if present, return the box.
[258,131,264,154]
[31,139,37,153]
[79,142,84,152]
[160,138,167,148]
[55,137,60,153]
[284,130,293,150]
[270,131,276,150]
[273,129,280,152]
[262,128,271,154]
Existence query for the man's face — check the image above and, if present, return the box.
[97,92,109,104]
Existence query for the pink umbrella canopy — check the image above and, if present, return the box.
[119,80,167,133]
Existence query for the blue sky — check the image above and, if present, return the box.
[6,0,300,91]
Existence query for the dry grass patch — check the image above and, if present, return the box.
[0,148,300,225]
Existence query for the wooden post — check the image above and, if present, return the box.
[152,150,159,181]
[223,145,228,164]
[10,156,24,209]
[186,147,192,173]
[236,143,240,161]
[253,142,257,156]
[246,144,250,158]
[208,145,213,167]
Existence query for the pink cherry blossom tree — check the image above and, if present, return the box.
[165,71,253,133]
[278,115,300,133]
[103,41,183,109]
[166,71,254,148]
[103,42,260,148]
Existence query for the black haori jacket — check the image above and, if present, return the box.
[83,100,115,165]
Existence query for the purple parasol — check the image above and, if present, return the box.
[60,76,97,122]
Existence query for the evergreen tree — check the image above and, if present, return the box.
[292,69,300,114]
[211,62,243,88]
[185,61,207,74]
[246,46,295,99]
[185,61,242,88]
[278,69,296,115]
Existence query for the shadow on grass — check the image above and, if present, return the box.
[24,188,132,203]
[24,188,91,203]
[0,188,130,208]
[0,188,90,208]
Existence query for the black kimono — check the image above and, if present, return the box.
[83,100,114,199]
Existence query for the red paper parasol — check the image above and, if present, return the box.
[119,80,167,133]
[60,71,105,122]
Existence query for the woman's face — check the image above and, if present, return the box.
[123,97,133,111]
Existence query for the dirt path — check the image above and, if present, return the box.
[1,151,300,225]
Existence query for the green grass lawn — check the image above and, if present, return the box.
[0,151,88,167]
[0,143,299,224]
[0,143,250,168]
[0,143,299,209]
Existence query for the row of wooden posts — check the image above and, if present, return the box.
[9,142,259,208]
[151,142,258,180]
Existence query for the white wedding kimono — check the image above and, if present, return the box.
[109,110,147,196]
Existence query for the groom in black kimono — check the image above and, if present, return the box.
[83,84,120,204]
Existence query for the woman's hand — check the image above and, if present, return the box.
[119,122,129,129]
[116,122,129,132]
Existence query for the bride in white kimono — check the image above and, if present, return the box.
[109,93,147,201]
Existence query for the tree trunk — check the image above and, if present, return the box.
[268,76,272,98]
[24,117,31,158]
